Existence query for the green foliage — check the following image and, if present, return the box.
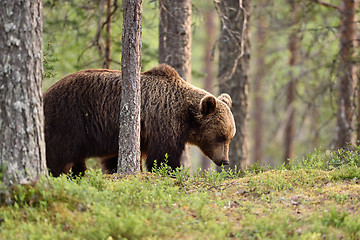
[0,156,359,240]
[238,210,300,239]
[0,170,232,239]
[151,153,172,177]
[43,42,58,79]
[315,207,360,239]
[42,0,159,81]
[299,148,328,170]
[329,145,360,169]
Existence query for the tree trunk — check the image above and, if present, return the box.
[284,0,299,165]
[159,0,192,168]
[95,0,105,61]
[216,0,251,170]
[117,0,142,174]
[201,10,216,171]
[335,0,357,148]
[103,0,112,69]
[252,9,265,164]
[0,0,47,186]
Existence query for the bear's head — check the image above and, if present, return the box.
[188,93,236,166]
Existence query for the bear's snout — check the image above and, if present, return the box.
[214,159,229,166]
[221,160,230,165]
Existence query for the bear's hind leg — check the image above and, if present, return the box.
[100,155,144,173]
[100,155,118,174]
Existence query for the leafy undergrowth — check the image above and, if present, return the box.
[0,148,360,240]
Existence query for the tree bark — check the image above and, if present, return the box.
[334,0,357,148]
[252,9,265,164]
[284,0,299,165]
[159,0,192,168]
[201,10,216,171]
[216,0,251,170]
[117,0,142,174]
[103,0,112,69]
[0,0,47,185]
[95,0,105,61]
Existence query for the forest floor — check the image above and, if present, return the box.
[0,149,360,240]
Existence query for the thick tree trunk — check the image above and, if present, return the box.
[159,0,192,168]
[158,0,191,81]
[103,0,112,69]
[201,10,216,171]
[334,0,357,148]
[216,0,250,170]
[0,0,47,185]
[117,0,142,173]
[252,10,265,164]
[284,0,299,165]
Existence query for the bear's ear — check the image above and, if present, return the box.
[218,93,232,108]
[200,95,217,115]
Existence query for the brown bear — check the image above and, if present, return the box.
[44,64,235,176]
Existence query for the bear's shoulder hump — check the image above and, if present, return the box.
[143,64,179,79]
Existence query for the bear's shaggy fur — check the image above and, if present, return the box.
[44,64,235,176]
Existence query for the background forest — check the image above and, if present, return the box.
[43,0,359,168]
[1,1,360,238]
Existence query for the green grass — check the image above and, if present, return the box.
[0,148,359,239]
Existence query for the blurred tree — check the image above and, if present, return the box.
[335,0,358,147]
[284,0,300,165]
[117,0,142,173]
[0,0,48,185]
[201,9,216,170]
[158,0,192,168]
[103,0,113,69]
[215,0,251,170]
[315,0,358,148]
[252,1,266,164]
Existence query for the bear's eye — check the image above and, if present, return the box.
[217,135,227,143]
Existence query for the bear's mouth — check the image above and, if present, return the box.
[215,160,229,166]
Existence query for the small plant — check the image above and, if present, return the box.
[329,145,360,169]
[151,153,173,177]
[6,183,45,208]
[202,168,227,186]
[83,168,107,191]
[243,162,266,176]
[300,148,327,170]
[43,42,58,79]
[173,167,190,188]
[321,207,349,228]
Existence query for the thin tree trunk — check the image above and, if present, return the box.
[103,0,112,69]
[284,80,296,164]
[253,10,265,164]
[335,0,357,147]
[284,0,299,165]
[0,0,47,185]
[159,0,192,168]
[216,0,251,170]
[117,0,142,173]
[201,10,216,170]
[310,106,320,147]
[95,0,105,60]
